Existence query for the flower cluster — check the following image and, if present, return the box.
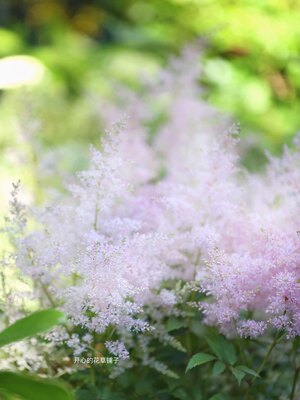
[9,48,300,362]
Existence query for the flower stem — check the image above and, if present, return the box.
[90,364,96,386]
[290,366,300,400]
[39,280,57,308]
[243,331,283,400]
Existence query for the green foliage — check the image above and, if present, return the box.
[0,29,23,57]
[212,361,226,376]
[0,309,66,347]
[0,310,73,400]
[205,334,237,365]
[230,367,246,386]
[166,317,187,332]
[2,0,300,148]
[0,372,74,400]
[43,320,298,399]
[185,353,216,373]
[183,329,264,394]
[235,365,259,378]
[209,395,229,400]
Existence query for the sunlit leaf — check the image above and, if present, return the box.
[0,309,66,347]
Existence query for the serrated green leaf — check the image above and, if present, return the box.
[230,367,246,385]
[213,361,226,376]
[236,365,260,378]
[205,335,237,365]
[0,371,73,400]
[186,352,216,373]
[0,309,66,347]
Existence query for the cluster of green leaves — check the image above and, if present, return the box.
[0,307,297,399]
[0,309,73,400]
[186,334,259,386]
[0,300,299,399]
[63,310,299,400]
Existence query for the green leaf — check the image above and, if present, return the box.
[172,388,191,400]
[292,337,300,350]
[0,309,66,347]
[208,394,228,400]
[186,353,216,373]
[190,319,205,337]
[230,367,246,385]
[236,365,260,378]
[222,341,237,365]
[205,335,237,365]
[166,317,186,332]
[0,391,15,400]
[212,361,226,376]
[0,371,73,400]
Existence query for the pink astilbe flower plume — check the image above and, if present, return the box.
[10,47,300,357]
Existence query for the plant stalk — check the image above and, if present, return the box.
[243,331,283,400]
[290,366,300,400]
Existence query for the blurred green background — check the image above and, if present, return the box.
[1,0,300,211]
